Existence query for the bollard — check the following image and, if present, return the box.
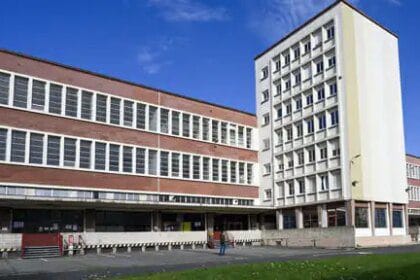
[243,241,246,247]
[97,247,101,255]
[202,243,207,249]
[192,243,196,250]
[168,244,172,251]
[180,244,184,250]
[127,247,131,253]
[141,246,146,252]
[2,251,8,259]
[155,245,159,251]
[112,247,117,254]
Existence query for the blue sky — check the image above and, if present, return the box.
[0,0,418,155]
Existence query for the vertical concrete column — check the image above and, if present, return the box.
[206,213,214,235]
[247,214,251,230]
[345,200,355,227]
[317,204,328,228]
[388,203,393,236]
[295,207,303,229]
[369,201,375,236]
[85,209,96,232]
[275,210,283,230]
[152,211,162,232]
[259,214,266,230]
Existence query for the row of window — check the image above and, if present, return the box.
[260,21,335,80]
[0,185,254,206]
[0,71,254,150]
[355,207,404,228]
[407,163,420,180]
[408,186,420,202]
[0,127,255,185]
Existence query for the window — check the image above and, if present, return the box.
[329,83,337,96]
[96,94,107,123]
[288,181,294,195]
[156,151,168,176]
[246,128,252,149]
[317,87,325,101]
[65,87,78,117]
[229,125,236,145]
[29,133,43,164]
[230,161,237,183]
[79,140,92,169]
[261,67,268,80]
[263,163,271,175]
[109,144,120,172]
[95,142,106,170]
[303,41,311,54]
[276,129,282,145]
[203,157,210,180]
[264,189,272,200]
[296,123,303,138]
[326,25,335,40]
[193,116,200,139]
[63,138,76,167]
[135,148,146,174]
[0,129,7,161]
[247,163,253,184]
[392,210,403,228]
[159,108,169,133]
[262,114,270,126]
[320,146,328,160]
[286,103,292,115]
[182,113,191,137]
[308,148,316,163]
[81,91,93,120]
[31,80,46,111]
[293,47,300,60]
[283,211,296,229]
[297,150,304,165]
[294,72,301,85]
[285,79,291,90]
[48,84,63,115]
[295,98,302,110]
[261,90,269,103]
[123,146,133,173]
[275,83,281,95]
[211,120,219,143]
[239,162,245,183]
[148,106,158,131]
[276,106,282,119]
[47,135,60,166]
[110,97,121,125]
[202,118,210,140]
[331,110,339,126]
[148,150,158,175]
[375,208,387,228]
[212,159,219,181]
[123,100,134,127]
[221,160,228,182]
[320,174,329,190]
[306,118,314,134]
[328,56,336,68]
[318,114,326,130]
[0,72,10,105]
[13,76,29,108]
[171,111,180,135]
[298,180,305,194]
[182,154,190,178]
[136,103,146,129]
[332,147,340,157]
[283,53,290,65]
[10,130,26,163]
[274,58,281,72]
[316,61,324,74]
[171,153,180,177]
[306,94,313,105]
[193,156,200,179]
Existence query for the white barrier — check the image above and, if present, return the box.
[0,233,22,251]
[226,230,262,243]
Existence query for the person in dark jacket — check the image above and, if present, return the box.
[219,230,226,255]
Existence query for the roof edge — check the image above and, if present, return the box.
[254,0,398,60]
[407,153,420,160]
[0,48,256,117]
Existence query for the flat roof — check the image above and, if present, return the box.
[254,0,398,60]
[0,48,256,117]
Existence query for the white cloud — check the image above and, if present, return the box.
[386,0,402,5]
[248,0,360,44]
[148,0,229,22]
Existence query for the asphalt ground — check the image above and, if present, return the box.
[1,244,420,280]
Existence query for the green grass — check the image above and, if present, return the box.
[113,253,420,280]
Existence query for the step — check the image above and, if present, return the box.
[23,246,61,259]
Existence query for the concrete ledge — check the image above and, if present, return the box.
[356,235,412,247]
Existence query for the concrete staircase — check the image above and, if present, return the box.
[23,246,61,259]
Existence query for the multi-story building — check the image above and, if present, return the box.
[255,0,409,245]
[0,48,271,240]
[407,154,420,226]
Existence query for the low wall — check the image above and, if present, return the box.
[0,233,21,249]
[226,230,262,242]
[355,235,412,247]
[262,226,356,248]
[63,231,207,246]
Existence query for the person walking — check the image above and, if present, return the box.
[219,230,226,256]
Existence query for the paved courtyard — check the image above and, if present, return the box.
[1,245,420,280]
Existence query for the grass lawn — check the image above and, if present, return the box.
[112,252,420,280]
